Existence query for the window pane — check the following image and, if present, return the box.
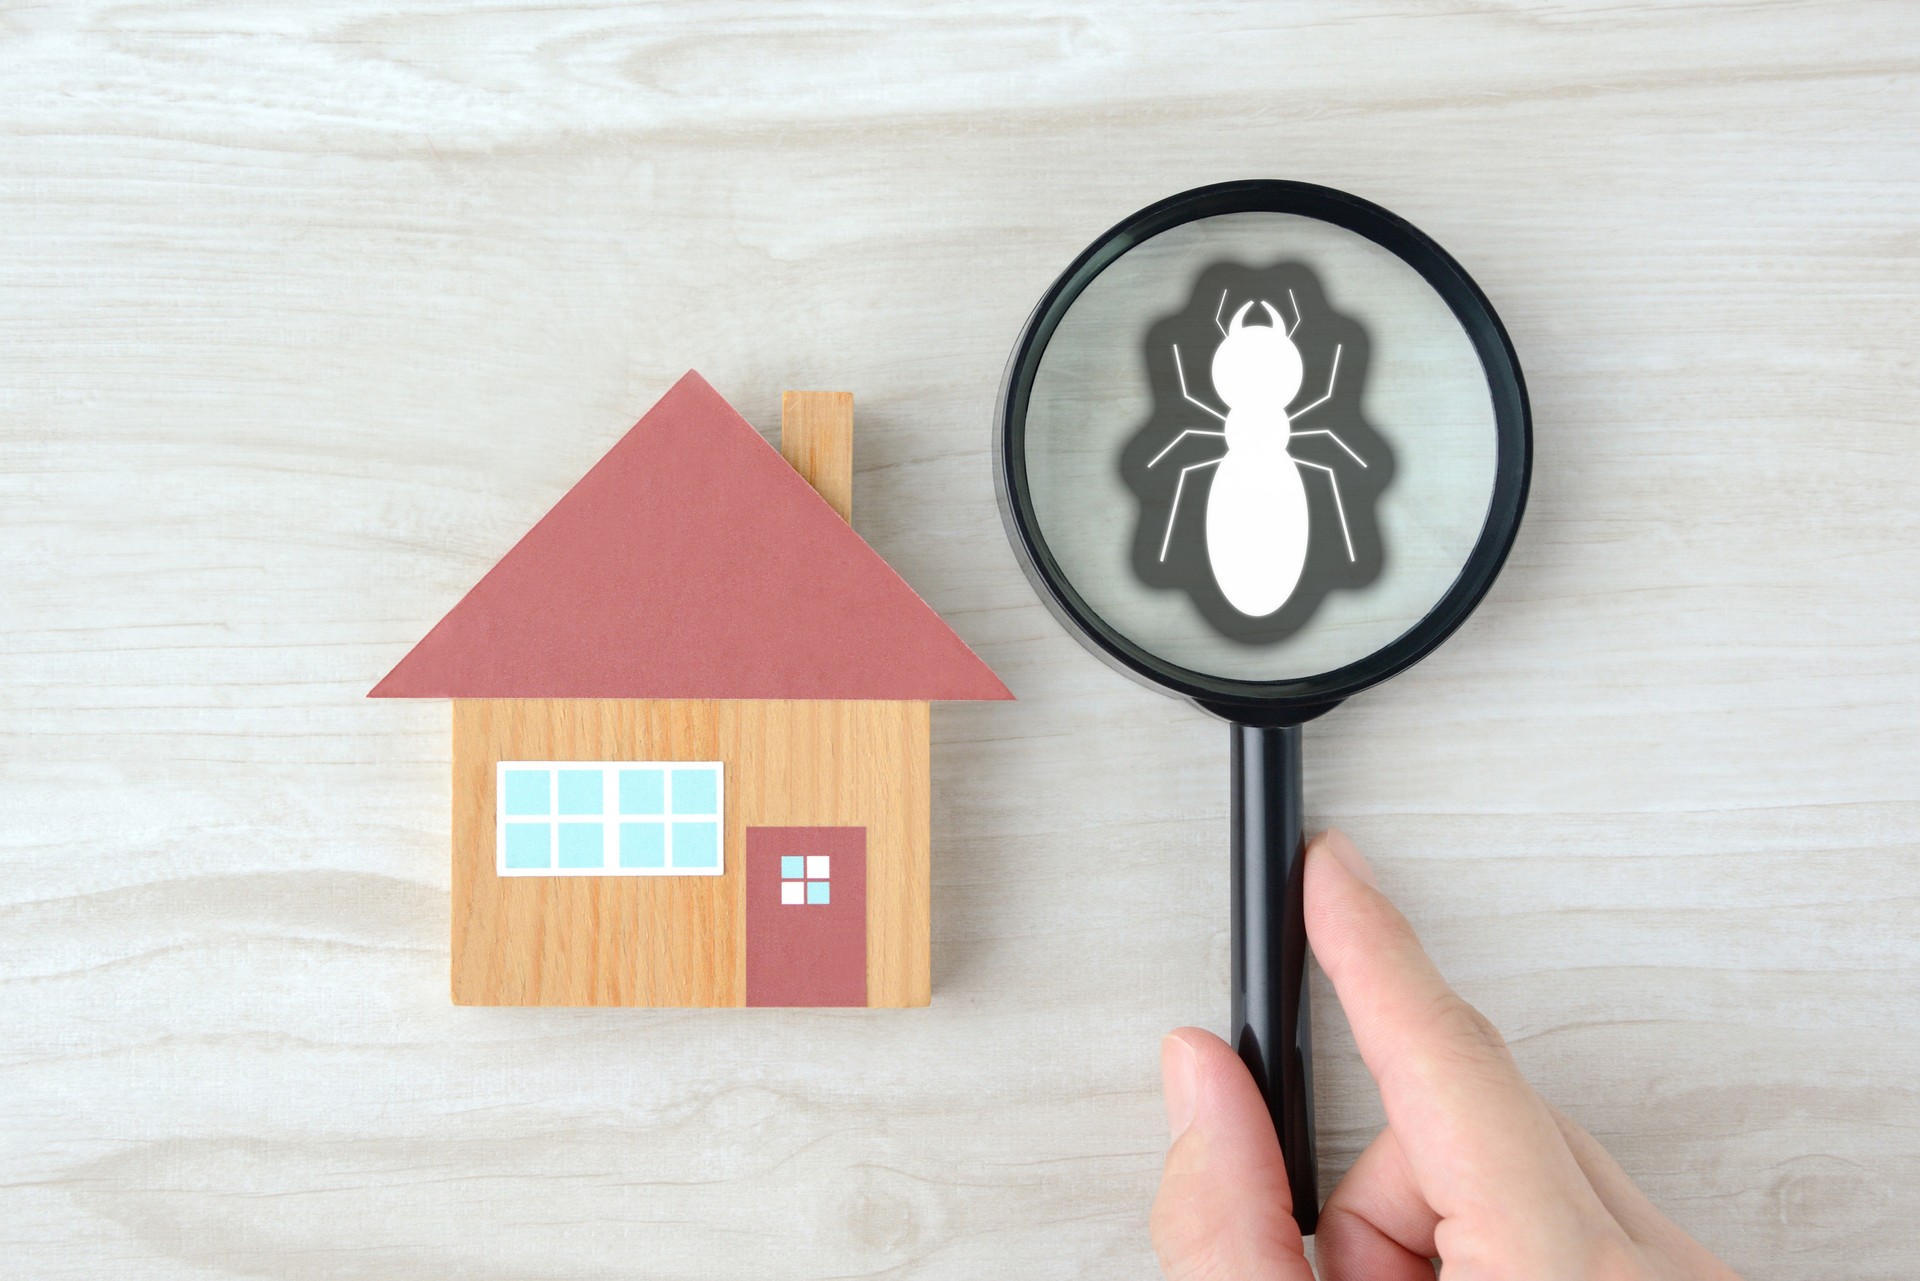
[619,822,666,869]
[557,823,604,869]
[503,770,550,817]
[806,881,830,905]
[780,880,804,905]
[780,855,805,879]
[806,856,830,879]
[669,767,718,816]
[618,768,666,815]
[672,820,719,869]
[497,761,721,877]
[557,769,603,816]
[504,821,551,869]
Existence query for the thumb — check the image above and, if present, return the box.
[1150,1028,1313,1281]
[1305,830,1613,1243]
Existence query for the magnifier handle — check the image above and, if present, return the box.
[1231,722,1318,1236]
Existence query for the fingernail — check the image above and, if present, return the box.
[1321,828,1379,888]
[1161,1034,1198,1142]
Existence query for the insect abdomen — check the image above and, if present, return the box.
[1206,454,1309,617]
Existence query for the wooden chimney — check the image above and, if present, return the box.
[780,391,854,523]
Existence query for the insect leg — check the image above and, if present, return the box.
[1289,343,1343,418]
[1284,288,1301,336]
[1148,428,1227,468]
[1173,345,1229,421]
[1160,456,1224,562]
[1288,428,1367,467]
[1294,458,1357,562]
[1214,290,1230,337]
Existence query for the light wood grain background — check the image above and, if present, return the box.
[4,3,1917,1277]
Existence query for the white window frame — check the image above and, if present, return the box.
[495,761,724,878]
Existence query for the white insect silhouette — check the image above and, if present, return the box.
[1148,289,1367,617]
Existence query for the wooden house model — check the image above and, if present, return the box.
[371,373,1010,1007]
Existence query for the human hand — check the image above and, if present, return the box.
[1151,829,1740,1280]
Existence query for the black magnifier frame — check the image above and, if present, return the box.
[994,180,1531,1235]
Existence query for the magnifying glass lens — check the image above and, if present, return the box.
[1023,210,1501,678]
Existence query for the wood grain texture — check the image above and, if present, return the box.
[452,698,929,1007]
[2,2,1917,1277]
[723,699,931,1008]
[782,390,856,522]
[452,698,732,1006]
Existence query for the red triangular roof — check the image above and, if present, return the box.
[370,371,1010,702]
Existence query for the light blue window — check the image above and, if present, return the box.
[504,822,551,869]
[503,770,550,817]
[500,761,721,876]
[780,855,805,879]
[618,768,666,816]
[619,822,666,869]
[669,767,718,816]
[806,880,830,905]
[672,820,719,869]
[557,770,602,816]
[557,822,604,868]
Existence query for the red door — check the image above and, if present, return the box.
[745,827,867,1007]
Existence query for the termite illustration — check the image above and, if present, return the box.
[1147,289,1367,617]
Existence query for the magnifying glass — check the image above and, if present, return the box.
[994,180,1530,1234]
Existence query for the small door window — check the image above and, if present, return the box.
[778,854,831,905]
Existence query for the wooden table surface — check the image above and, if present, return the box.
[4,3,1916,1277]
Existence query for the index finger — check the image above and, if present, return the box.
[1304,830,1609,1238]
